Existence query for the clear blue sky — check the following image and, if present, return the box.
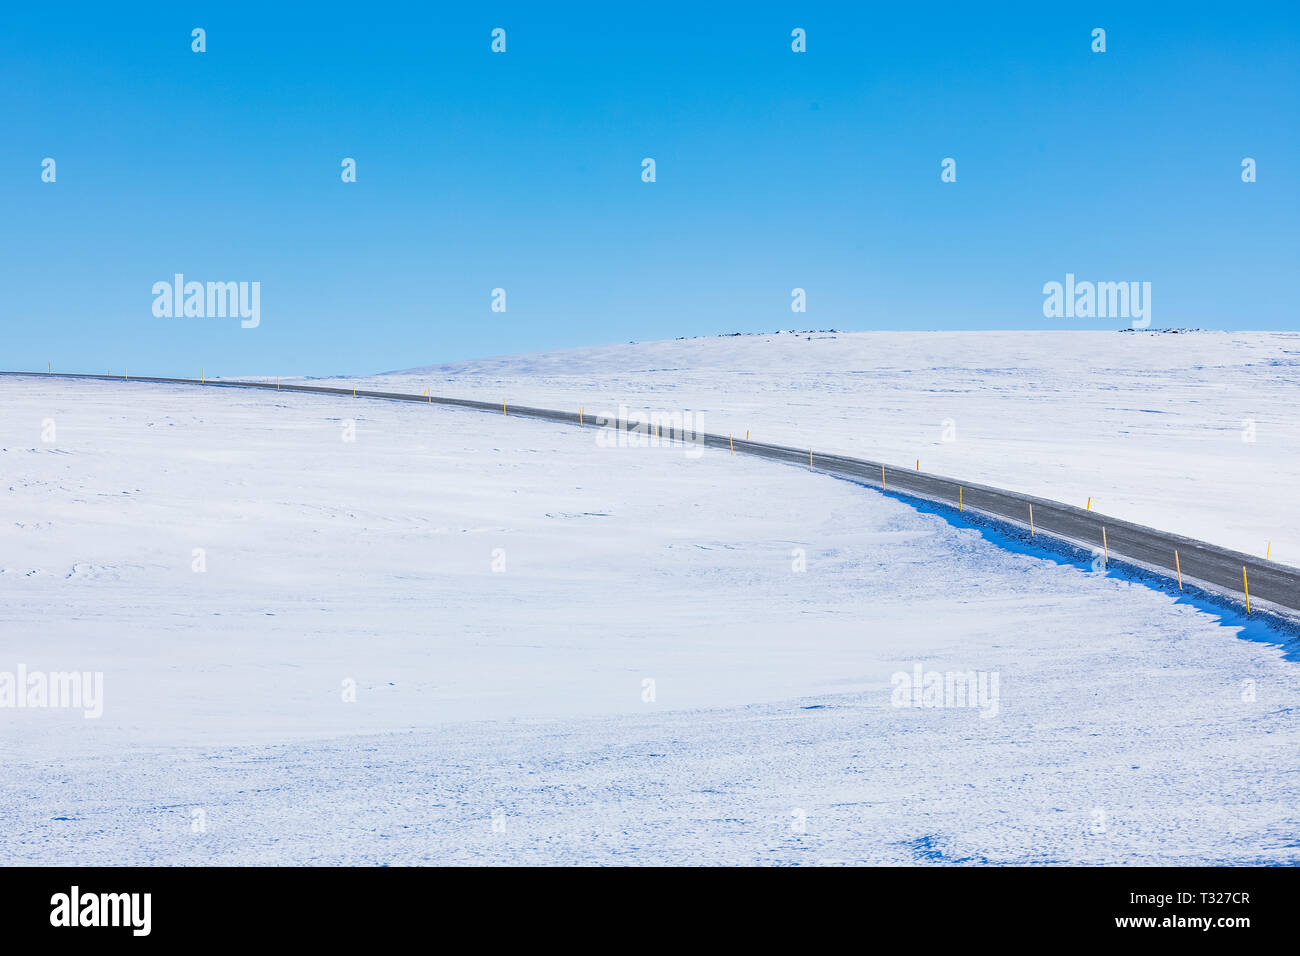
[1,2,1296,376]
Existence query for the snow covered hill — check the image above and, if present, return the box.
[323,330,1300,563]
[2,342,1298,864]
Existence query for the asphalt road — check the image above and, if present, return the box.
[6,370,1297,619]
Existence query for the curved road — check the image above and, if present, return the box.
[5,370,1297,620]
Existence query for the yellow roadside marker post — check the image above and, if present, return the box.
[580,407,584,425]
[1243,566,1251,614]
[202,369,205,384]
[1102,527,1108,567]
[1175,550,1182,590]
[1087,497,1092,511]
[959,486,963,512]
[503,401,507,416]
[809,449,813,471]
[881,464,886,490]
[1029,503,1035,536]
[1266,542,1271,560]
[729,435,734,455]
[48,362,51,375]
[916,460,919,471]
[746,431,749,441]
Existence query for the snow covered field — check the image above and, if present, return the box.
[327,330,1300,563]
[2,345,1299,864]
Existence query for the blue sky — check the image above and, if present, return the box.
[1,2,1296,376]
